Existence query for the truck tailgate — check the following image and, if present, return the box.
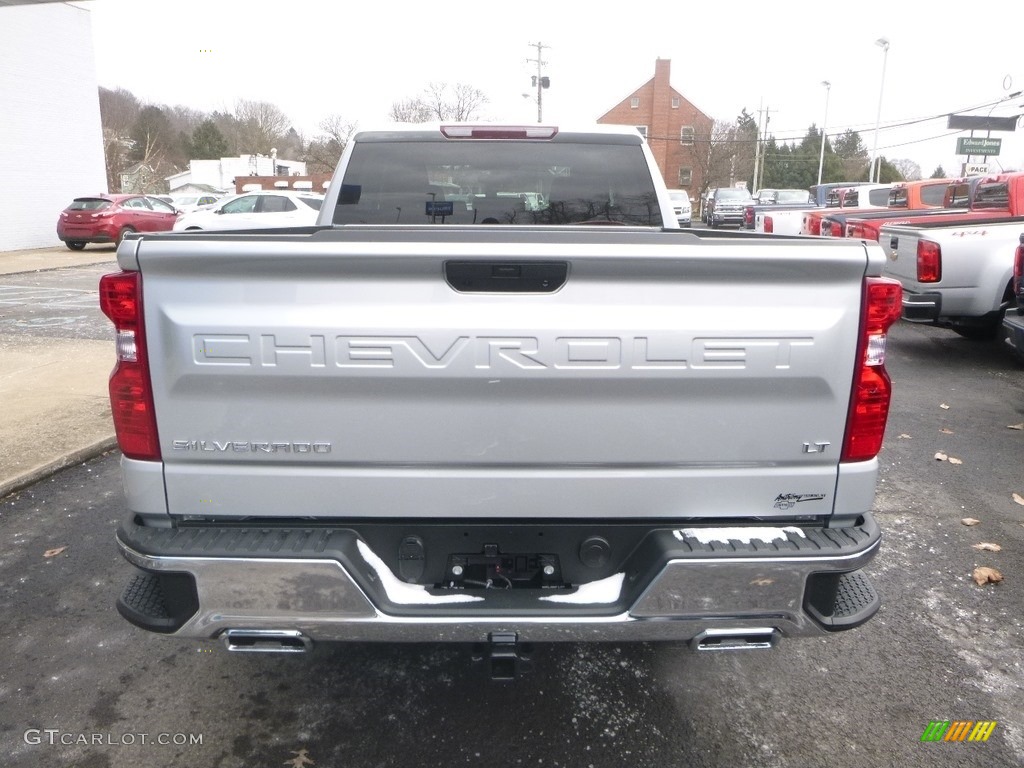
[128,228,874,521]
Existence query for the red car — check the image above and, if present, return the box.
[56,194,179,250]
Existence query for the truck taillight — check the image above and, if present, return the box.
[829,221,843,237]
[848,224,862,238]
[99,271,161,461]
[842,277,902,463]
[764,216,774,233]
[744,207,754,226]
[806,216,821,236]
[916,240,942,283]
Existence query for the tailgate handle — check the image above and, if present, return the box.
[445,261,567,293]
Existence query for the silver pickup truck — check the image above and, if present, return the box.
[881,214,1024,339]
[102,124,901,672]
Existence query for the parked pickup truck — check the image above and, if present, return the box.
[742,189,815,229]
[754,183,885,236]
[802,184,893,236]
[706,186,754,228]
[881,214,1024,338]
[842,174,1022,242]
[817,178,959,239]
[102,123,901,672]
[1002,234,1024,360]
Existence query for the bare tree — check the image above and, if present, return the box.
[389,82,489,123]
[389,97,435,123]
[234,99,292,154]
[423,82,488,121]
[694,120,740,194]
[164,104,204,167]
[892,159,922,181]
[303,114,358,174]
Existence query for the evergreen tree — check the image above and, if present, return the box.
[190,120,229,159]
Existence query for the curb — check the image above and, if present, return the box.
[0,435,118,501]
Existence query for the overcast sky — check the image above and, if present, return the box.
[79,0,1023,177]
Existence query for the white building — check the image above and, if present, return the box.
[0,2,107,252]
[166,155,308,195]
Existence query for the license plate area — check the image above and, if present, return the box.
[442,545,564,590]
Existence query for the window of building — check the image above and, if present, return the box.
[635,126,648,139]
[630,97,640,109]
[680,126,695,145]
[671,97,680,109]
[678,168,693,187]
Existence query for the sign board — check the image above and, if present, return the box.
[956,137,1001,156]
[425,201,454,217]
[962,163,989,176]
[947,114,1018,131]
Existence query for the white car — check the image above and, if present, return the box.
[668,190,692,227]
[170,194,222,214]
[173,191,325,231]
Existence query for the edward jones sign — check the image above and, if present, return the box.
[956,137,1002,156]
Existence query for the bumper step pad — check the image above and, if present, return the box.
[117,570,198,634]
[805,569,880,631]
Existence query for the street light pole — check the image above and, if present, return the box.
[870,37,889,183]
[816,80,831,186]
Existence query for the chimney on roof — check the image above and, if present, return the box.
[655,58,671,84]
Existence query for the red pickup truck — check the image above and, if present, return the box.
[817,178,960,240]
[843,172,1024,241]
[802,185,892,235]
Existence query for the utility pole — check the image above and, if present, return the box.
[751,104,775,191]
[751,99,764,193]
[526,42,549,123]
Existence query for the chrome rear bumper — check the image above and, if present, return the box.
[116,516,881,645]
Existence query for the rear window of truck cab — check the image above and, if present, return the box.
[332,133,662,226]
[972,182,1009,210]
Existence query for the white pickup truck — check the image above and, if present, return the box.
[102,123,901,674]
[880,215,1024,339]
[754,184,892,236]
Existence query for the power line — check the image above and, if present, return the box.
[742,94,1023,145]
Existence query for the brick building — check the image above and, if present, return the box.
[597,59,713,197]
